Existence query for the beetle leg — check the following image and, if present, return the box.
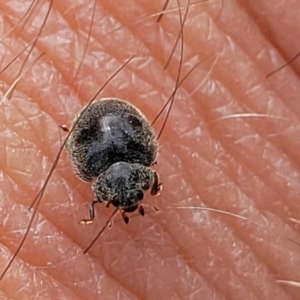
[121,211,129,224]
[151,172,162,196]
[138,204,145,216]
[79,200,98,224]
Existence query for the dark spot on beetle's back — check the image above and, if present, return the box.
[74,118,100,144]
[126,114,142,130]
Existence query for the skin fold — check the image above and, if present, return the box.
[0,0,300,299]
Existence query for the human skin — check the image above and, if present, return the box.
[0,0,300,299]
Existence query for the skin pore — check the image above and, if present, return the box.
[0,0,300,299]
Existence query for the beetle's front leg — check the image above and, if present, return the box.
[151,171,162,196]
[79,200,98,224]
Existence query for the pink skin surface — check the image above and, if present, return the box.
[0,0,300,299]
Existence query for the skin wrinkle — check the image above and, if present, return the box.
[0,47,77,129]
[205,110,292,204]
[86,202,225,298]
[0,3,298,299]
[2,53,78,118]
[230,1,300,119]
[176,74,298,239]
[188,36,298,159]
[109,1,198,81]
[1,136,46,186]
[5,99,82,190]
[165,151,288,296]
[178,29,300,211]
[7,103,47,149]
[1,117,59,202]
[2,14,83,104]
[236,0,300,78]
[85,233,161,299]
[0,244,81,299]
[216,57,300,170]
[150,210,257,299]
[89,214,224,298]
[2,200,139,299]
[81,220,187,298]
[158,149,284,299]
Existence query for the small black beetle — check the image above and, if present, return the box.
[66,98,162,224]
